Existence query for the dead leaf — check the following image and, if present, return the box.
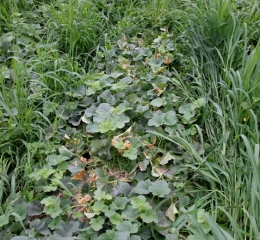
[142,137,156,149]
[124,140,131,150]
[72,161,78,166]
[78,194,91,205]
[71,170,85,180]
[164,56,170,65]
[155,52,161,59]
[166,203,178,222]
[80,156,88,163]
[84,212,96,219]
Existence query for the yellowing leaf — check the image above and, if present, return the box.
[166,203,178,222]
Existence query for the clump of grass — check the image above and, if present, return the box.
[174,0,259,238]
[45,0,109,63]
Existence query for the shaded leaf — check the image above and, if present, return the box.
[121,205,140,221]
[27,201,43,216]
[13,202,27,222]
[30,219,51,236]
[53,221,80,237]
[112,182,132,197]
[133,179,152,194]
[98,230,116,240]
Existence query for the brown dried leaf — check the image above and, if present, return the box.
[71,170,85,180]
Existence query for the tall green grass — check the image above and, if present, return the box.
[151,0,260,238]
[45,0,108,63]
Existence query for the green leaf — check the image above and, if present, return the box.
[137,226,151,240]
[92,201,108,213]
[90,216,104,231]
[191,98,206,109]
[131,196,151,211]
[98,230,116,240]
[121,76,132,85]
[136,104,149,113]
[11,237,36,240]
[46,154,69,166]
[69,84,86,98]
[122,147,138,160]
[110,114,130,130]
[148,111,164,127]
[113,182,132,197]
[13,202,27,222]
[96,103,113,114]
[48,216,62,230]
[187,235,201,240]
[150,98,163,107]
[97,119,113,133]
[115,231,130,240]
[130,236,142,240]
[116,221,138,233]
[94,189,113,201]
[179,196,190,207]
[178,104,196,121]
[112,102,132,115]
[113,139,126,150]
[110,72,124,79]
[160,152,175,165]
[0,214,9,227]
[27,202,43,216]
[121,205,140,221]
[133,179,152,194]
[30,219,51,236]
[148,58,164,67]
[109,213,123,225]
[141,208,158,223]
[165,234,179,240]
[148,180,171,197]
[54,221,80,237]
[90,139,111,159]
[197,209,207,223]
[38,168,55,180]
[48,237,76,240]
[163,111,177,126]
[43,101,59,116]
[59,146,74,158]
[110,197,128,210]
[40,197,62,218]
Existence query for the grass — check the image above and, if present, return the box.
[159,0,260,238]
[0,0,259,239]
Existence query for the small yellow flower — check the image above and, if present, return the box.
[243,117,247,122]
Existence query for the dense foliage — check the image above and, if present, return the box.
[0,0,259,239]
